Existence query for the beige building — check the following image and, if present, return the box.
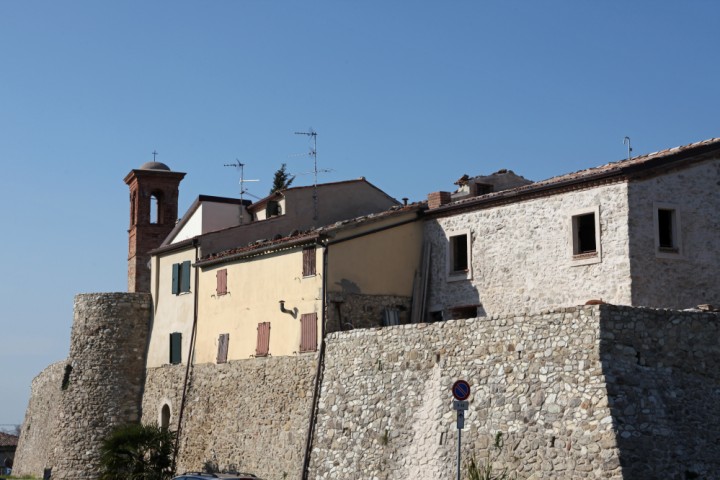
[144,179,404,368]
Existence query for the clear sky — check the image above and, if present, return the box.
[1,1,718,425]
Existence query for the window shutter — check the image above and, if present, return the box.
[217,269,228,295]
[180,260,191,292]
[171,263,180,294]
[217,333,229,364]
[256,322,271,357]
[170,332,182,364]
[300,313,318,352]
[303,247,316,276]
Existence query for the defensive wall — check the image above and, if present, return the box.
[15,302,720,479]
[14,293,152,480]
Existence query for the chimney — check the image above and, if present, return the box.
[427,191,451,209]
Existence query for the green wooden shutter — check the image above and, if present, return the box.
[170,332,182,364]
[180,260,191,293]
[171,263,180,294]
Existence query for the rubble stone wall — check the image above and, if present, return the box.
[142,355,317,480]
[54,293,152,480]
[309,305,720,479]
[13,361,64,478]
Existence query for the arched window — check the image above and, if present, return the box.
[150,194,160,224]
[161,404,171,430]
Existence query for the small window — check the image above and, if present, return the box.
[61,364,73,390]
[172,261,192,294]
[255,322,271,357]
[300,313,318,352]
[266,200,281,217]
[475,183,494,195]
[654,203,682,258]
[217,333,229,364]
[170,332,182,364]
[150,193,162,224]
[570,207,601,265]
[447,230,471,281]
[216,269,228,296]
[573,213,596,254]
[160,404,171,430]
[450,305,478,320]
[303,247,316,277]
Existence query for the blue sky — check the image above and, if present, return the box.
[1,1,718,425]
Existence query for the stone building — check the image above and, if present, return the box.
[424,138,720,320]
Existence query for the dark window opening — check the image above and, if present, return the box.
[475,183,494,195]
[303,247,317,276]
[172,261,192,294]
[217,333,229,364]
[170,332,182,364]
[450,305,479,320]
[658,209,676,249]
[161,404,170,430]
[61,364,73,390]
[574,213,596,254]
[450,234,468,272]
[266,200,281,217]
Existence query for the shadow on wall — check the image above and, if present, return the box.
[599,306,720,479]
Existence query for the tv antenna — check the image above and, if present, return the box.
[623,136,633,161]
[294,129,319,221]
[224,160,260,223]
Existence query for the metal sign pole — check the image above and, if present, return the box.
[457,416,462,480]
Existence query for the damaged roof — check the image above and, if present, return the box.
[430,137,720,214]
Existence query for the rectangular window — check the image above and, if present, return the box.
[217,333,229,364]
[447,230,472,281]
[654,203,682,258]
[266,200,281,217]
[216,268,228,296]
[300,313,318,352]
[169,332,182,365]
[303,247,316,277]
[171,260,192,294]
[570,207,601,265]
[255,322,271,357]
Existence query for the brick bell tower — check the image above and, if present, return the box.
[124,160,186,293]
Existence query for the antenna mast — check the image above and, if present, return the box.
[224,160,259,224]
[623,136,633,161]
[294,129,318,221]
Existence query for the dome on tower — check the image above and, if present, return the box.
[139,161,171,171]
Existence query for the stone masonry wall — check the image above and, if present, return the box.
[425,182,633,318]
[308,305,720,479]
[13,361,64,478]
[51,293,152,480]
[142,354,317,479]
[326,293,412,332]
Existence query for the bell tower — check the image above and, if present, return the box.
[124,161,186,293]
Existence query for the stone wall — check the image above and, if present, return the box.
[308,305,720,479]
[627,158,720,309]
[142,355,317,479]
[424,181,633,319]
[13,361,64,478]
[326,293,412,332]
[51,293,151,480]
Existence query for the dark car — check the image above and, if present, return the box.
[173,473,263,480]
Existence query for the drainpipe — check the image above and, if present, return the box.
[301,238,328,480]
[172,239,200,471]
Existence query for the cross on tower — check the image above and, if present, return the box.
[152,150,158,161]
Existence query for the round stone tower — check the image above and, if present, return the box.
[124,161,185,293]
[51,293,153,480]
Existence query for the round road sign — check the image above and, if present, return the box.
[452,380,471,401]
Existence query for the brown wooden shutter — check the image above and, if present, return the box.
[303,247,316,276]
[216,269,228,295]
[217,333,229,364]
[256,322,271,357]
[300,313,318,352]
